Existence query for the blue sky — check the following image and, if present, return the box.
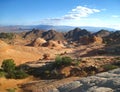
[0,0,120,29]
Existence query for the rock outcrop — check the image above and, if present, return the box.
[42,29,65,41]
[93,29,111,38]
[105,31,120,45]
[79,36,103,45]
[32,37,46,47]
[50,68,120,92]
[42,40,64,48]
[24,29,65,41]
[24,29,45,41]
[92,36,103,44]
[65,28,91,41]
[21,68,120,92]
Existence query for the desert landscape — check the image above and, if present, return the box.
[0,0,120,92]
[0,27,120,92]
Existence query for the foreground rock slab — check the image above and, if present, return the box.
[50,68,120,92]
[22,68,120,92]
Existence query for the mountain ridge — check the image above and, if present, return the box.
[0,25,116,32]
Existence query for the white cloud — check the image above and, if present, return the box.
[63,6,100,20]
[111,15,119,18]
[40,5,101,24]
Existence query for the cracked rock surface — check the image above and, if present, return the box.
[50,68,120,92]
[22,68,120,92]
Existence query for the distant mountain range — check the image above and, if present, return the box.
[0,26,120,45]
[0,25,116,32]
[23,27,115,42]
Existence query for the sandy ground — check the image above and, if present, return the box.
[0,39,73,65]
[0,40,119,92]
[0,76,36,92]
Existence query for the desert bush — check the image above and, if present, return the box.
[1,59,28,79]
[75,61,80,66]
[102,64,118,71]
[14,70,28,79]
[0,32,14,39]
[6,88,16,92]
[1,59,15,73]
[54,56,72,68]
[0,70,6,77]
[73,59,81,66]
[6,72,16,79]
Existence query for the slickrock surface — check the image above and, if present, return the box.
[22,68,120,92]
[50,68,120,92]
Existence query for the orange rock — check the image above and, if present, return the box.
[43,53,51,60]
[33,37,46,47]
[42,40,64,48]
[60,66,72,77]
[92,36,103,44]
[79,36,103,45]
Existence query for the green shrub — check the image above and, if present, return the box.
[14,70,28,79]
[1,59,15,73]
[54,56,72,67]
[0,71,6,77]
[6,72,16,79]
[75,60,80,66]
[0,32,14,39]
[102,64,118,71]
[6,88,16,92]
[62,56,72,65]
[1,59,28,79]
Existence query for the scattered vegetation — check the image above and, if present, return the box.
[102,64,118,71]
[28,56,101,79]
[1,59,16,74]
[95,58,105,61]
[6,88,16,92]
[54,56,73,68]
[0,59,28,79]
[1,57,118,80]
[0,32,14,39]
[0,70,6,77]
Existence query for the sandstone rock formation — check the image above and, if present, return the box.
[21,68,120,92]
[105,31,120,45]
[92,36,103,44]
[23,29,45,41]
[0,39,11,51]
[42,40,64,48]
[65,28,91,41]
[32,37,46,47]
[50,68,120,92]
[42,29,65,41]
[24,29,65,41]
[56,68,120,92]
[79,36,103,45]
[93,29,111,37]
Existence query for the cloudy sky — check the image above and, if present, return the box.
[0,0,120,29]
